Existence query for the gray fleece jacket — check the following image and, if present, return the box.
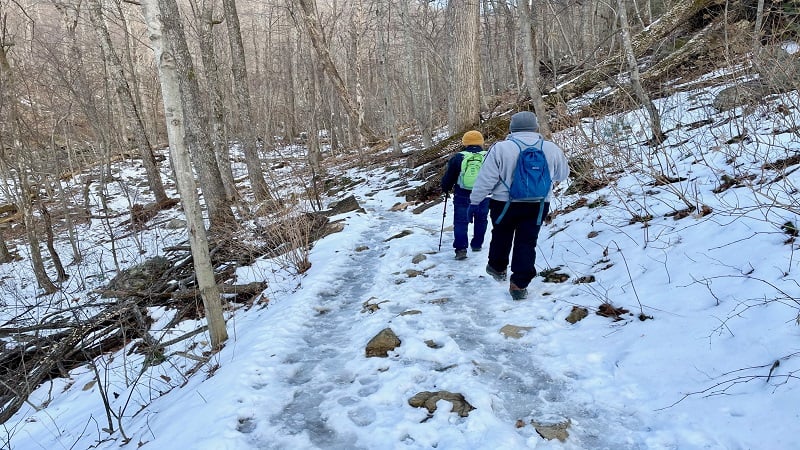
[469,131,570,204]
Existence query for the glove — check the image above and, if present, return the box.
[442,191,450,200]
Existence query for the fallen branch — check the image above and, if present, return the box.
[95,282,267,302]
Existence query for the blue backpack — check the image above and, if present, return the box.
[496,137,551,225]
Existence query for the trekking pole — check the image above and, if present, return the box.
[438,195,448,252]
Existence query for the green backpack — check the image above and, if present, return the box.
[457,150,487,190]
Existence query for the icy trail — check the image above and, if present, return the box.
[222,184,654,450]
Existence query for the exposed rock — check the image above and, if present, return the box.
[389,202,413,212]
[408,391,475,417]
[411,254,427,264]
[565,306,589,324]
[384,230,413,241]
[500,324,533,339]
[164,218,187,229]
[532,418,571,442]
[355,245,370,252]
[712,80,769,112]
[405,269,424,278]
[365,328,401,357]
[325,195,365,216]
[399,310,421,316]
[424,340,442,349]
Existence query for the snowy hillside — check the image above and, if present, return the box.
[2,66,799,449]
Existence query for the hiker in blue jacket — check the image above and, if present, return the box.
[469,111,570,300]
[441,130,491,260]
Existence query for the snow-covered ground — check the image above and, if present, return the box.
[2,70,800,449]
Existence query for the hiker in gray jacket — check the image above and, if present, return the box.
[469,111,570,300]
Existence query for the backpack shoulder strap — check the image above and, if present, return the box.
[507,136,543,151]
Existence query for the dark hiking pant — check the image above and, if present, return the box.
[453,194,489,252]
[487,199,550,289]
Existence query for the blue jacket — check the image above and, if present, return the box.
[441,145,484,198]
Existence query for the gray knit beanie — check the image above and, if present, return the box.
[509,111,539,133]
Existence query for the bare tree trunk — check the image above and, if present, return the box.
[193,0,239,202]
[116,2,147,125]
[156,0,235,228]
[307,60,322,177]
[53,2,115,181]
[16,169,59,293]
[617,0,664,144]
[0,231,12,263]
[752,0,765,64]
[495,0,521,96]
[447,0,481,135]
[38,202,68,282]
[221,0,272,202]
[285,30,298,141]
[86,0,169,205]
[481,0,498,95]
[376,1,401,154]
[0,41,58,294]
[400,0,433,148]
[518,0,551,138]
[49,120,82,264]
[141,0,228,350]
[295,0,380,144]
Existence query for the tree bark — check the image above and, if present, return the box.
[617,0,664,144]
[156,0,235,229]
[518,0,551,138]
[86,0,169,205]
[447,0,481,135]
[193,0,240,202]
[0,232,12,263]
[18,173,59,294]
[752,0,765,64]
[400,0,433,148]
[376,1,401,154]
[221,0,272,202]
[141,0,228,350]
[39,202,68,282]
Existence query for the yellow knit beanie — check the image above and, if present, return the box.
[462,130,484,146]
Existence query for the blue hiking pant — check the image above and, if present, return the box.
[453,194,489,252]
[487,199,550,289]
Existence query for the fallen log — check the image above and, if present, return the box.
[0,300,138,423]
[96,282,268,303]
[548,0,729,106]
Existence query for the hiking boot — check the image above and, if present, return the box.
[471,247,482,252]
[485,264,507,281]
[455,249,468,260]
[509,282,528,300]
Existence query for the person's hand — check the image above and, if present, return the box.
[441,191,450,201]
